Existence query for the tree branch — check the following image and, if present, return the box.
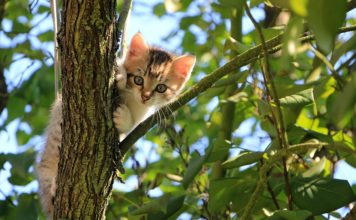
[50,0,60,97]
[116,0,133,58]
[118,25,356,155]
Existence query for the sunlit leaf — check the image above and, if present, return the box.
[227,91,249,103]
[292,177,356,215]
[331,73,356,128]
[224,37,251,54]
[164,0,182,13]
[302,157,326,178]
[307,0,347,53]
[222,151,263,169]
[290,0,309,17]
[279,89,314,107]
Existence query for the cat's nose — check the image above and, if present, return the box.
[141,92,151,102]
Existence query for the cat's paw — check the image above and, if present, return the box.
[113,105,134,133]
[116,67,127,90]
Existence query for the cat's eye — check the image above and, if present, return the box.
[155,84,167,93]
[134,76,144,86]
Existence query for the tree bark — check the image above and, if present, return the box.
[54,0,118,218]
[0,0,8,116]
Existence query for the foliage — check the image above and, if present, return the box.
[0,0,355,219]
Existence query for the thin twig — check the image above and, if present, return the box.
[310,45,345,88]
[118,25,356,155]
[243,1,293,210]
[265,168,280,210]
[50,0,60,98]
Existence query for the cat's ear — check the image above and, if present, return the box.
[171,54,196,80]
[127,32,149,60]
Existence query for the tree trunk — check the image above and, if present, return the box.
[0,0,8,115]
[54,0,118,218]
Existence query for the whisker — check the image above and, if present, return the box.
[165,104,176,122]
[156,107,162,129]
[161,108,167,129]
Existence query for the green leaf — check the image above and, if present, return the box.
[268,209,312,220]
[217,0,243,8]
[180,16,199,29]
[5,96,27,123]
[284,17,304,56]
[290,0,309,17]
[302,157,326,178]
[279,88,314,107]
[227,91,248,103]
[12,21,30,33]
[16,129,31,146]
[153,3,166,17]
[209,178,241,213]
[257,99,271,117]
[224,37,251,54]
[205,138,230,163]
[279,17,304,71]
[37,5,50,13]
[130,194,171,215]
[209,177,257,213]
[147,195,185,220]
[5,151,36,186]
[267,0,291,9]
[331,73,356,128]
[291,177,356,215]
[251,28,283,45]
[183,147,212,189]
[307,0,347,53]
[330,34,356,65]
[6,193,39,220]
[38,30,54,42]
[182,31,197,52]
[212,70,249,88]
[222,151,263,169]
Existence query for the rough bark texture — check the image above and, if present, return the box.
[54,0,118,218]
[0,0,8,116]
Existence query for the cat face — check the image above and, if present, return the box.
[123,33,196,107]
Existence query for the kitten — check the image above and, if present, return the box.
[113,33,196,134]
[36,32,196,217]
